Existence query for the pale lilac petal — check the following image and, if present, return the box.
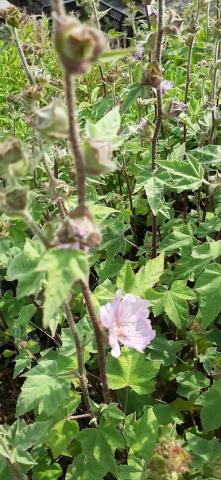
[99,290,155,357]
[109,332,121,358]
[100,290,122,328]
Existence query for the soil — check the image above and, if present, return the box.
[0,361,22,425]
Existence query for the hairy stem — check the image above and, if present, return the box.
[13,29,34,85]
[183,35,194,145]
[210,38,221,144]
[80,282,111,404]
[64,72,86,207]
[151,0,164,259]
[92,0,107,96]
[51,0,65,16]
[64,301,91,410]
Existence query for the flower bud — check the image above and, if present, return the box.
[187,17,199,34]
[32,100,69,139]
[0,24,14,45]
[149,437,191,478]
[141,120,155,142]
[0,187,28,216]
[163,9,183,37]
[215,19,221,38]
[164,100,187,119]
[54,16,106,74]
[0,6,22,29]
[141,61,163,89]
[82,138,115,175]
[0,138,26,176]
[146,32,157,52]
[22,85,43,104]
[56,206,101,249]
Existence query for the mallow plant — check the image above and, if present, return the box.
[1,0,221,479]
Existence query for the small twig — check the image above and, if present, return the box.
[68,413,92,420]
[13,29,34,86]
[183,35,194,146]
[92,0,107,96]
[64,301,91,411]
[23,211,51,249]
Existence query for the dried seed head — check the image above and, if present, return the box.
[187,17,199,34]
[0,187,28,216]
[0,138,29,177]
[32,100,69,139]
[82,138,115,175]
[163,9,183,37]
[54,16,106,74]
[0,6,23,29]
[56,206,101,249]
[164,100,187,119]
[141,61,163,89]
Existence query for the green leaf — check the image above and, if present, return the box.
[144,176,163,216]
[148,337,184,366]
[117,457,147,480]
[85,106,122,148]
[6,239,44,298]
[107,348,160,394]
[195,264,221,330]
[160,230,193,254]
[134,252,164,297]
[153,404,183,425]
[189,144,221,166]
[33,462,62,480]
[47,419,79,458]
[201,379,221,432]
[158,156,204,192]
[176,371,210,400]
[186,432,221,471]
[16,360,70,417]
[36,249,89,328]
[130,407,158,461]
[99,48,134,64]
[117,261,135,293]
[121,83,145,114]
[162,280,196,329]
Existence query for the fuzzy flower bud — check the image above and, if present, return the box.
[54,16,106,74]
[164,100,187,119]
[82,138,115,175]
[163,10,183,37]
[100,290,155,358]
[149,437,191,479]
[0,138,29,177]
[141,61,163,89]
[187,17,199,34]
[0,6,23,29]
[0,187,28,216]
[56,206,101,250]
[32,100,69,139]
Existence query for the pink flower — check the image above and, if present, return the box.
[161,80,173,93]
[100,290,155,358]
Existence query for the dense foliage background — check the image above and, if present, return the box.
[1,0,221,479]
